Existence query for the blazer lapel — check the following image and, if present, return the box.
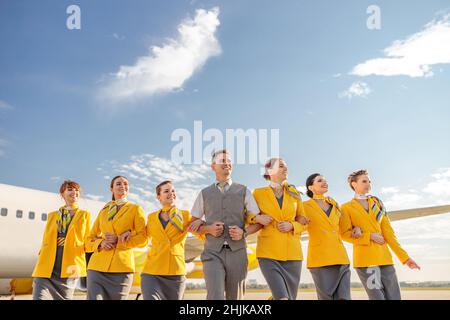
[352,199,379,230]
[66,209,82,236]
[311,200,334,227]
[112,202,131,224]
[264,187,282,221]
[155,211,170,240]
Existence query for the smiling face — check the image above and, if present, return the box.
[352,174,372,195]
[267,158,288,183]
[157,182,176,207]
[61,186,80,206]
[110,176,129,200]
[211,151,233,179]
[308,175,329,196]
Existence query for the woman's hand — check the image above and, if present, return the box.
[370,233,386,245]
[188,219,204,232]
[405,258,421,270]
[297,216,310,226]
[255,214,273,226]
[104,232,118,244]
[277,221,293,233]
[118,230,131,243]
[100,240,115,251]
[351,226,362,239]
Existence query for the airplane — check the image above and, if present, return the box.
[1,182,450,298]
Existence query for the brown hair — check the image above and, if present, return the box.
[347,169,369,191]
[156,180,172,196]
[110,175,128,200]
[59,180,81,194]
[263,157,285,180]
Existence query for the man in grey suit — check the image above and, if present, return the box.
[189,149,262,300]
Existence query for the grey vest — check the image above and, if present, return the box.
[202,182,247,252]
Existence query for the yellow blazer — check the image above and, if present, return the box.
[340,198,410,268]
[253,186,307,261]
[303,199,350,268]
[142,209,191,276]
[32,209,92,278]
[86,202,147,273]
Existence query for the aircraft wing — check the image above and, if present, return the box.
[387,204,450,222]
[184,204,450,261]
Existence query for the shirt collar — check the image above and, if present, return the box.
[216,178,232,187]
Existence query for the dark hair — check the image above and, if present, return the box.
[110,175,128,200]
[59,180,81,194]
[305,173,321,198]
[156,180,172,196]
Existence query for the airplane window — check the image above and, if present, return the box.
[1,208,7,217]
[41,213,47,221]
[16,210,23,218]
[29,211,35,220]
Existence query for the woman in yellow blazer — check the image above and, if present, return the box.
[32,180,92,300]
[253,158,307,300]
[141,180,201,300]
[86,176,147,300]
[301,173,363,300]
[340,169,421,300]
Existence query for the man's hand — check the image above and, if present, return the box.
[229,225,244,241]
[208,221,224,237]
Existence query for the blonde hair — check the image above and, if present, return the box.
[211,149,230,164]
[263,157,285,180]
[347,169,369,191]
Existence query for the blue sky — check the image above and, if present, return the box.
[1,0,450,282]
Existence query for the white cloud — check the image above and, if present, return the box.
[0,100,13,110]
[101,153,211,213]
[98,7,221,103]
[423,168,450,197]
[351,13,450,78]
[85,194,104,201]
[381,167,450,210]
[381,186,400,194]
[338,81,371,99]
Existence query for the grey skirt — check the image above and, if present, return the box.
[32,277,77,300]
[258,258,302,300]
[355,265,401,300]
[32,246,78,300]
[309,264,351,300]
[87,270,133,300]
[140,273,186,300]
